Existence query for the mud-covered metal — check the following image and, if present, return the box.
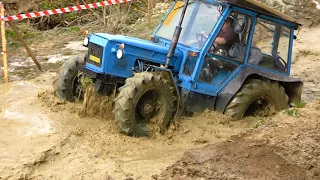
[184,91,217,113]
[215,66,303,113]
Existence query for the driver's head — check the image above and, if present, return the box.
[222,17,234,30]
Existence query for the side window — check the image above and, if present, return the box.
[251,18,290,72]
[197,11,253,85]
[208,12,253,62]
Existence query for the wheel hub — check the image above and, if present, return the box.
[140,101,156,118]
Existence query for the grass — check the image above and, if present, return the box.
[81,77,94,88]
[63,26,81,33]
[254,119,266,128]
[5,24,42,46]
[294,101,307,108]
[285,108,300,117]
[282,101,306,118]
[6,29,17,39]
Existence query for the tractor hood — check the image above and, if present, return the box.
[85,33,185,78]
[94,33,183,58]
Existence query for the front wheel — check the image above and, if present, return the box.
[224,79,289,120]
[53,56,85,102]
[114,72,177,137]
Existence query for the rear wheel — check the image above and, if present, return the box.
[53,56,85,102]
[224,79,289,120]
[114,72,176,137]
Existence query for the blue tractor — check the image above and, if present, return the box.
[54,0,303,137]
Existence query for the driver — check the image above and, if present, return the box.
[199,17,240,83]
[202,17,240,52]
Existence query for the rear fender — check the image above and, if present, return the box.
[215,66,303,113]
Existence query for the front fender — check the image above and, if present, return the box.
[215,66,303,113]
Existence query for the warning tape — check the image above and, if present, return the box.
[0,0,132,21]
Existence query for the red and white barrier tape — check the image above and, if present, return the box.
[0,0,132,21]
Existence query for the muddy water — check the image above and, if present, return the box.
[0,71,258,179]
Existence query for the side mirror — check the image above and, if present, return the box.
[233,18,247,34]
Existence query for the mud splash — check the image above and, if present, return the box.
[78,84,115,120]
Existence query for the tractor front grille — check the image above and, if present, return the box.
[87,43,103,67]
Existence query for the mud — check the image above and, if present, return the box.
[155,103,320,180]
[0,73,257,179]
[0,41,86,84]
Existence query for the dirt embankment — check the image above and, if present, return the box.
[154,103,320,180]
[258,0,320,27]
[3,0,43,13]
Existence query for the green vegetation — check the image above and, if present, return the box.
[285,108,300,117]
[5,24,42,47]
[4,0,171,53]
[64,26,81,33]
[27,0,161,31]
[294,101,306,108]
[283,101,306,117]
[5,29,17,39]
[254,119,265,128]
[81,77,94,88]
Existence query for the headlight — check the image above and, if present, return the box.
[117,49,123,59]
[83,36,89,47]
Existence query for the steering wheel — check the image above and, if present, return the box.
[196,33,207,49]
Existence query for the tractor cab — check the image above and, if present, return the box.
[150,0,301,114]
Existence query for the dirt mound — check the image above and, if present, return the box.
[154,103,320,180]
[258,0,320,27]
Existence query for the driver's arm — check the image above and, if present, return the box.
[215,37,227,45]
[201,31,227,45]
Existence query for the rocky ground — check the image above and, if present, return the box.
[0,0,320,179]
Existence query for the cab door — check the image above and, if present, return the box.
[191,10,255,96]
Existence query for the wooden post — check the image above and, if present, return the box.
[103,6,106,26]
[7,21,42,71]
[0,2,8,83]
[148,0,151,29]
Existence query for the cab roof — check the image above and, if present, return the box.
[221,0,301,28]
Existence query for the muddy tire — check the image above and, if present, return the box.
[114,72,176,137]
[224,79,289,120]
[54,56,85,102]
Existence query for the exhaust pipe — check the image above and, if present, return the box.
[164,0,190,68]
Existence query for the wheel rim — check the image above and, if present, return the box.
[72,73,84,100]
[245,97,275,117]
[135,89,165,133]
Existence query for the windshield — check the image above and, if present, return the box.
[155,0,222,50]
